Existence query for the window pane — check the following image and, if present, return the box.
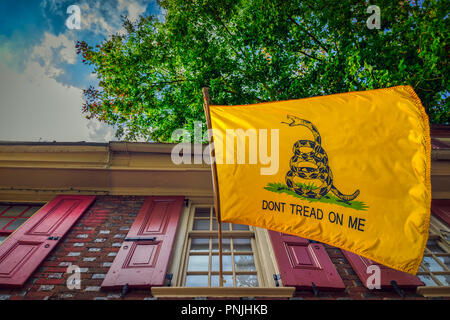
[426,240,445,253]
[211,255,232,271]
[211,275,233,287]
[0,235,7,243]
[187,255,209,271]
[22,206,40,217]
[212,237,231,252]
[212,220,229,231]
[190,238,209,252]
[422,257,445,272]
[6,218,27,231]
[232,224,249,231]
[435,275,450,286]
[233,238,252,252]
[194,208,210,218]
[437,256,450,269]
[193,219,210,230]
[418,275,437,286]
[3,206,28,217]
[236,275,258,287]
[185,275,208,287]
[0,218,13,229]
[0,206,9,215]
[234,255,256,271]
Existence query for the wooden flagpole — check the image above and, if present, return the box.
[202,87,223,287]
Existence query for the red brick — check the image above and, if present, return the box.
[41,261,64,267]
[35,278,65,285]
[23,292,51,300]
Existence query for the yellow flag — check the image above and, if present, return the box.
[209,85,431,275]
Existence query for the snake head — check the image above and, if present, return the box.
[282,114,306,126]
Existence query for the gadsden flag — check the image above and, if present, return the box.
[209,85,431,275]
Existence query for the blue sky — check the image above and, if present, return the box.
[0,0,161,142]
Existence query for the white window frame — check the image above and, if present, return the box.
[158,197,294,298]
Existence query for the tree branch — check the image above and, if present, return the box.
[289,16,329,54]
[149,79,186,88]
[297,49,323,61]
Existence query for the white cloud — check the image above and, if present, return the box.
[0,60,115,142]
[26,32,77,79]
[78,1,120,35]
[40,0,152,35]
[87,119,117,142]
[40,0,64,15]
[79,0,148,35]
[118,0,148,22]
[0,0,154,142]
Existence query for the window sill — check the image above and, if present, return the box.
[151,286,295,298]
[416,286,450,298]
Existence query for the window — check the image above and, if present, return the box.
[182,206,260,287]
[417,214,450,297]
[417,215,450,286]
[153,201,305,297]
[0,204,41,243]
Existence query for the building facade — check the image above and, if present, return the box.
[0,129,448,300]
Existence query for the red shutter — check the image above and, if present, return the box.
[342,250,424,288]
[0,195,95,287]
[101,196,184,289]
[431,199,450,227]
[269,231,345,290]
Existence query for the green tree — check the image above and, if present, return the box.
[77,0,449,142]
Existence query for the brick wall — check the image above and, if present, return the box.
[0,196,148,300]
[0,196,428,300]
